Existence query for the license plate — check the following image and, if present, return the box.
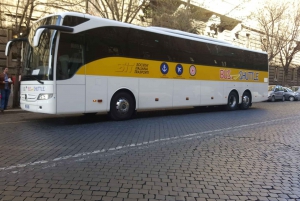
[25,104,29,109]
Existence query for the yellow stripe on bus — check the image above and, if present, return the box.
[76,57,268,82]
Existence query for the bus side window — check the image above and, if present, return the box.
[57,54,70,80]
[57,33,84,80]
[68,51,83,77]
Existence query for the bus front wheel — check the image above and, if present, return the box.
[110,92,135,121]
[240,91,251,110]
[226,91,238,111]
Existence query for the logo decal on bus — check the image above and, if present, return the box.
[135,63,149,74]
[220,69,232,80]
[27,86,46,92]
[189,65,196,76]
[160,62,169,75]
[239,71,259,81]
[220,69,259,81]
[176,64,183,75]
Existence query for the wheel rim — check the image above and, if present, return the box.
[272,96,275,101]
[242,95,250,106]
[115,98,130,115]
[229,95,237,108]
[289,97,294,101]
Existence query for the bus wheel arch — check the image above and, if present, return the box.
[240,90,252,110]
[226,90,239,111]
[109,89,136,121]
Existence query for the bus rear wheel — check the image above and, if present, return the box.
[240,91,251,110]
[226,91,238,111]
[110,91,135,121]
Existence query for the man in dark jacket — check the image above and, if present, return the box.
[0,67,13,112]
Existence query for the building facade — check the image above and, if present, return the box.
[0,0,300,87]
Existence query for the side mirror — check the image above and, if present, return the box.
[5,41,13,56]
[33,28,46,47]
[5,38,28,56]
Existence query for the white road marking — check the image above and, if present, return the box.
[0,116,298,172]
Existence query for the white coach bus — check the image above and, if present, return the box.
[6,12,268,120]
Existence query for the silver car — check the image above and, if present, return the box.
[268,85,285,102]
[283,87,300,101]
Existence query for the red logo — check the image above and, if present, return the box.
[189,65,196,76]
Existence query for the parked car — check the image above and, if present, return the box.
[268,85,285,102]
[283,87,300,101]
[289,86,300,92]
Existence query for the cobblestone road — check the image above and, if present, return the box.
[0,101,300,201]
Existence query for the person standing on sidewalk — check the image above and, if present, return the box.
[0,67,13,112]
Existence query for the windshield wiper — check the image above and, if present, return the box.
[25,75,44,84]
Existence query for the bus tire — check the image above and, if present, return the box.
[110,91,135,121]
[240,91,251,110]
[226,91,238,111]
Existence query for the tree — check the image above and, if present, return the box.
[253,1,288,63]
[252,0,300,86]
[278,2,300,85]
[144,0,249,35]
[147,0,201,33]
[87,0,149,24]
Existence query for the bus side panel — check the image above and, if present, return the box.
[107,77,139,110]
[56,75,85,114]
[139,78,173,110]
[224,82,243,104]
[85,75,108,113]
[200,81,225,106]
[173,80,200,107]
[252,82,268,102]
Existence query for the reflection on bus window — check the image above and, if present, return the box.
[56,33,84,80]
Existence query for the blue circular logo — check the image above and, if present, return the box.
[160,62,169,75]
[176,64,183,75]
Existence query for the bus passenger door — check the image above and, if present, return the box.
[56,33,86,114]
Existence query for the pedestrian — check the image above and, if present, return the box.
[0,67,13,112]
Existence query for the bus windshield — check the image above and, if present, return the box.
[22,15,61,81]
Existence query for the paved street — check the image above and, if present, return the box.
[0,101,300,201]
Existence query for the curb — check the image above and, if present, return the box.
[3,109,27,113]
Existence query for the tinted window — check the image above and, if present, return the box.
[85,27,129,64]
[82,26,268,72]
[63,16,90,26]
[56,33,84,80]
[127,29,171,61]
[254,53,268,71]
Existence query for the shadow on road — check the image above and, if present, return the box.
[24,105,265,126]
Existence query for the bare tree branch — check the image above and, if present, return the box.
[88,0,148,24]
[253,0,300,86]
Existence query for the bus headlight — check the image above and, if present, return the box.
[38,93,53,100]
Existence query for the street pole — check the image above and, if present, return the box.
[86,0,88,13]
